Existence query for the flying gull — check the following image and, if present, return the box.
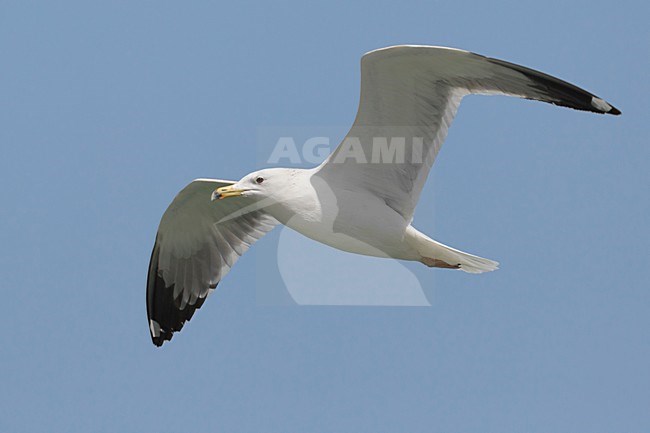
[147,45,620,346]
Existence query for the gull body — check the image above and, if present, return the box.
[147,45,620,346]
[223,167,470,267]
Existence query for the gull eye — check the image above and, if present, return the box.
[255,177,264,184]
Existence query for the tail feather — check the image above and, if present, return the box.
[441,242,500,274]
[407,226,499,274]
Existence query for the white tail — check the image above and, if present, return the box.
[406,226,499,274]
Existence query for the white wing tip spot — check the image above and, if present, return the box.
[149,320,161,337]
[591,96,612,112]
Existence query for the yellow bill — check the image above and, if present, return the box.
[211,185,245,201]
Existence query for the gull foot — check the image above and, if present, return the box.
[421,257,461,269]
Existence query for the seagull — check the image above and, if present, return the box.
[147,45,620,346]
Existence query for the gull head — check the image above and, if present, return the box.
[211,168,297,202]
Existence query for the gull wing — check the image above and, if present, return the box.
[147,179,278,346]
[318,45,620,222]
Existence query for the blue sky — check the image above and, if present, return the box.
[1,1,648,432]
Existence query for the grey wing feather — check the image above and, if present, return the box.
[318,45,620,222]
[146,179,278,346]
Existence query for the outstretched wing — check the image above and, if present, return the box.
[318,45,620,222]
[147,179,278,346]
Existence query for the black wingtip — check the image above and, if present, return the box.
[152,334,169,347]
[147,275,210,347]
[146,236,210,347]
[591,96,621,115]
[608,106,622,116]
[484,56,622,117]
